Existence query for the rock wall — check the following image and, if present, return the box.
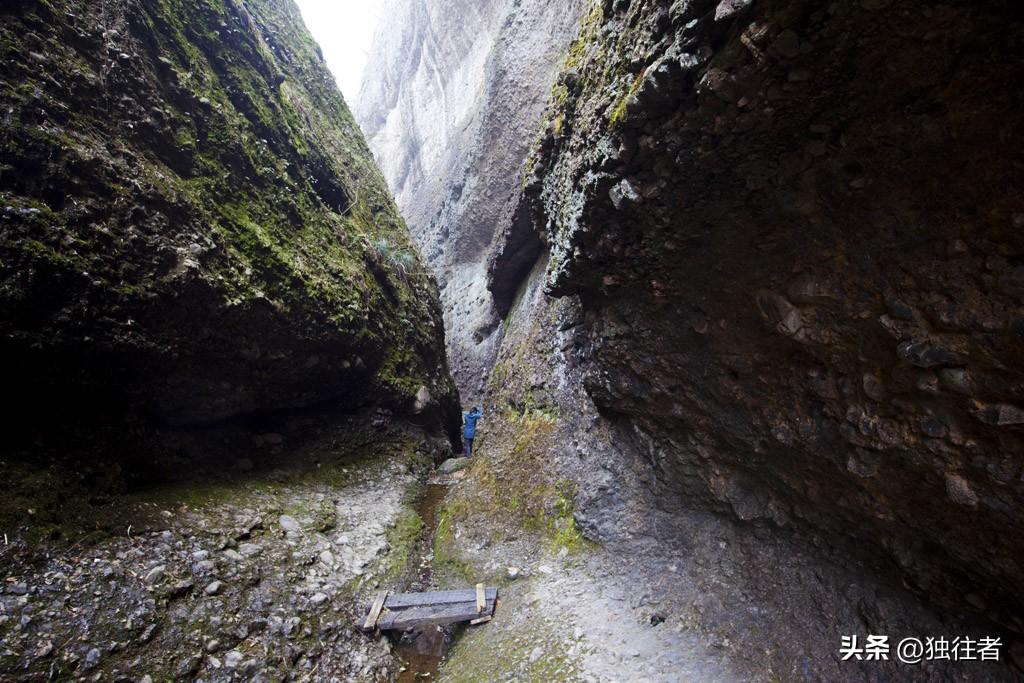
[352,0,1024,676]
[0,0,459,459]
[522,0,1024,639]
[355,0,587,402]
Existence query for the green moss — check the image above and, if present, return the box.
[609,71,645,127]
[1,0,453,424]
[442,615,585,682]
[382,507,423,582]
[432,503,476,583]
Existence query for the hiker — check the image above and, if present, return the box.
[462,406,483,458]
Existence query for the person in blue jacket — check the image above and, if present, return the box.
[462,406,483,458]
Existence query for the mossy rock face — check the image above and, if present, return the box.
[0,0,460,456]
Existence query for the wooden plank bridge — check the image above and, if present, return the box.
[360,584,498,632]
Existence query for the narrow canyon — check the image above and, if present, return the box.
[1,0,1022,681]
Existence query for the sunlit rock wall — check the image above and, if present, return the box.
[355,0,587,402]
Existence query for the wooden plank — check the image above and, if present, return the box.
[475,583,485,614]
[362,591,388,631]
[469,615,492,626]
[383,587,497,609]
[377,598,496,631]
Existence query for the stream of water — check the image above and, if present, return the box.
[394,482,451,681]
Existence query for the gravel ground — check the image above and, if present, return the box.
[434,467,1022,683]
[0,420,448,682]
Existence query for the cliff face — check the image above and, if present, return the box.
[355,0,587,401]
[356,0,1024,678]
[0,0,459,454]
[523,0,1024,637]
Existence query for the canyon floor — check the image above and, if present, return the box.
[2,431,1020,682]
[0,418,438,682]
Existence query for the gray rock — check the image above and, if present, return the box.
[945,473,979,508]
[609,178,642,210]
[354,0,586,401]
[204,580,223,596]
[238,543,262,557]
[239,659,261,676]
[896,339,958,368]
[84,647,101,670]
[34,641,54,659]
[310,592,329,606]
[283,616,301,636]
[193,560,216,574]
[222,549,244,562]
[174,655,201,678]
[223,650,244,668]
[413,385,433,413]
[438,457,471,474]
[279,515,301,532]
[973,403,1024,427]
[715,0,753,21]
[143,566,166,584]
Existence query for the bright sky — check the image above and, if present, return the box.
[293,0,387,103]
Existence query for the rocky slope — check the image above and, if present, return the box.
[1,416,447,681]
[0,0,459,464]
[354,0,587,402]
[361,0,1024,680]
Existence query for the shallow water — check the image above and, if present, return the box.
[395,482,451,681]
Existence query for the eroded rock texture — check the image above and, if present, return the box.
[0,0,458,456]
[523,0,1024,638]
[355,0,587,402]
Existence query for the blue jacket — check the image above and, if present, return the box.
[463,409,483,439]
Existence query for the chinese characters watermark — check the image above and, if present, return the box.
[840,635,1001,664]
